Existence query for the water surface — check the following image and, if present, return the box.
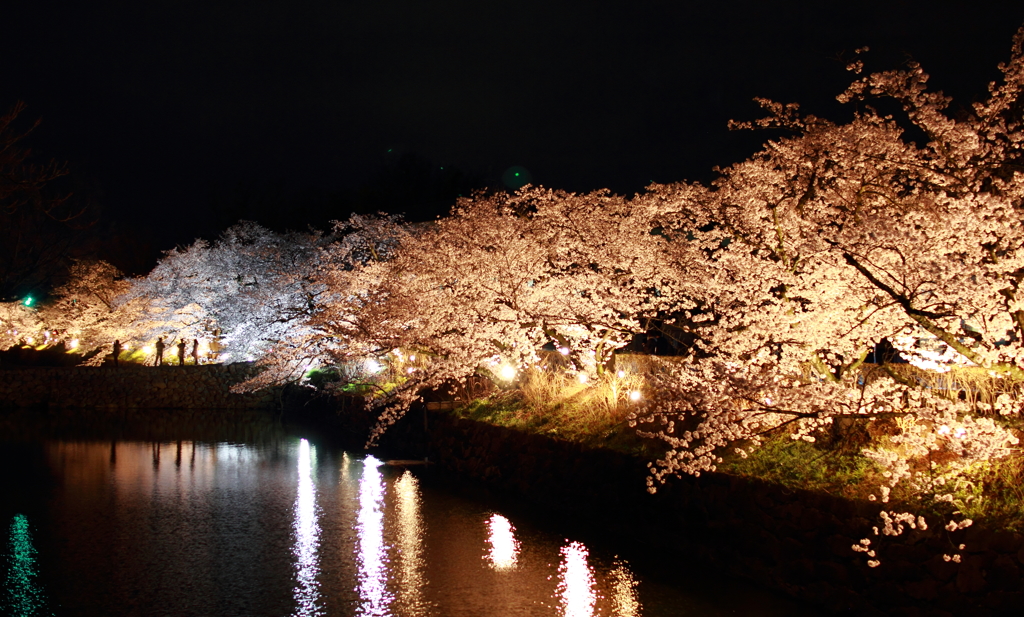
[2,426,814,616]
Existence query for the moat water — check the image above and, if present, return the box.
[1,413,814,616]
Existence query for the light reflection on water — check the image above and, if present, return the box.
[357,455,392,617]
[292,439,323,617]
[558,541,597,617]
[0,438,817,617]
[4,514,50,617]
[610,562,642,617]
[485,513,520,571]
[394,471,428,616]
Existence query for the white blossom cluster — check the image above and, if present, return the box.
[633,25,1024,487]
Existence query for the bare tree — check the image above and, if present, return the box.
[0,101,94,299]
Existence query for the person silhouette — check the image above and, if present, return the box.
[177,338,186,366]
[112,340,122,368]
[155,337,165,366]
[191,339,199,365]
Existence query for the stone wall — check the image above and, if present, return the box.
[0,364,278,409]
[372,409,1023,617]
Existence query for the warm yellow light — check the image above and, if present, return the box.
[629,390,642,402]
[499,365,516,380]
[143,345,154,354]
[577,373,588,384]
[68,339,80,349]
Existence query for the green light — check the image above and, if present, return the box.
[22,296,33,307]
[501,166,531,189]
[6,514,49,616]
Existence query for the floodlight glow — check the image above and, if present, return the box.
[499,365,516,380]
[143,345,153,354]
[616,370,625,378]
[577,373,588,384]
[365,358,383,374]
[22,296,33,307]
[558,347,570,355]
[68,339,79,349]
[629,390,642,402]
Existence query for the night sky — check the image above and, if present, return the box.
[3,1,1024,271]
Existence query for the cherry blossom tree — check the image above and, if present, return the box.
[42,260,141,353]
[0,300,41,349]
[628,26,1024,564]
[231,213,413,390]
[1,260,144,359]
[121,221,345,364]
[327,188,691,441]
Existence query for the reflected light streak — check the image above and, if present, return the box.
[357,455,392,616]
[558,541,596,617]
[485,514,520,570]
[292,439,323,617]
[609,562,641,617]
[395,471,427,615]
[6,514,48,617]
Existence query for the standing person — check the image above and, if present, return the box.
[177,338,186,366]
[191,339,199,365]
[112,340,122,368]
[155,337,165,366]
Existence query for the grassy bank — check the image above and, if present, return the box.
[444,363,1024,533]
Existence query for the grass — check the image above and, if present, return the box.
[956,456,1024,531]
[719,434,874,499]
[719,419,1024,532]
[450,368,1024,531]
[450,366,665,457]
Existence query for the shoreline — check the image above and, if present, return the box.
[2,367,1022,615]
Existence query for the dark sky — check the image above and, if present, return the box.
[3,0,1024,265]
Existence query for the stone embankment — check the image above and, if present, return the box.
[369,409,1024,617]
[0,363,277,409]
